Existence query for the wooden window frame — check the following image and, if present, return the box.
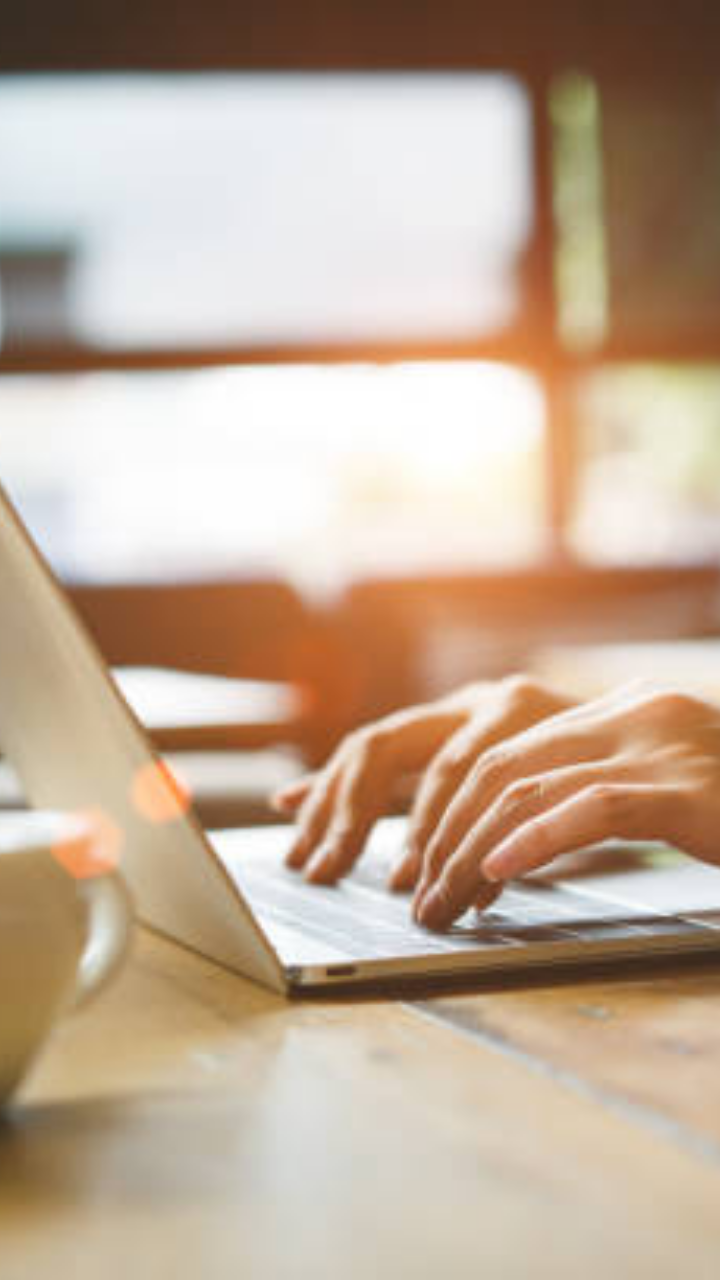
[2,1,720,573]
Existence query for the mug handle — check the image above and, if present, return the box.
[70,871,135,1010]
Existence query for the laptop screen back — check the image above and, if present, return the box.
[0,482,282,988]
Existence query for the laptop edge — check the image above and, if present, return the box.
[0,481,286,994]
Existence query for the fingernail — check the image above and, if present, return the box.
[305,845,337,883]
[417,886,448,931]
[273,784,294,803]
[285,842,306,869]
[388,855,414,892]
[481,855,506,882]
[285,826,311,861]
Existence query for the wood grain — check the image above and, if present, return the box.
[421,961,720,1152]
[2,931,720,1279]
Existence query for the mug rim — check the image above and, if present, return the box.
[0,810,95,859]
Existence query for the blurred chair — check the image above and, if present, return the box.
[61,576,324,824]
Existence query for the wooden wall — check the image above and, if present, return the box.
[2,1,718,79]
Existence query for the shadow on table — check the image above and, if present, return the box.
[0,1091,252,1219]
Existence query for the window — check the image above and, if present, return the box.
[0,73,532,350]
[0,71,547,587]
[3,66,720,589]
[558,74,720,569]
[572,366,720,565]
[1,362,544,586]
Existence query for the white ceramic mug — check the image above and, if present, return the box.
[0,810,134,1104]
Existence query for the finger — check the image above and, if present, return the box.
[414,714,615,906]
[301,714,436,882]
[271,774,316,814]
[391,841,506,898]
[392,728,481,890]
[406,725,486,867]
[482,782,678,884]
[415,865,500,930]
[284,769,340,869]
[474,880,503,912]
[407,688,575,866]
[289,705,470,874]
[391,827,508,894]
[388,842,423,891]
[414,761,633,928]
[304,752,395,884]
[310,722,476,887]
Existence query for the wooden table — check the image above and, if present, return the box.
[3,934,720,1278]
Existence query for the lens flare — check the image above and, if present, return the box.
[131,759,192,825]
[51,808,123,879]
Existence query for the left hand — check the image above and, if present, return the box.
[413,684,720,930]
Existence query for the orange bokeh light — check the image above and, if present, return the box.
[51,808,124,880]
[130,759,192,825]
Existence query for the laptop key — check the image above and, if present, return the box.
[238,867,520,959]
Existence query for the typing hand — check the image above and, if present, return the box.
[272,676,575,904]
[412,685,720,931]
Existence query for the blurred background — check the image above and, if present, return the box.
[3,0,720,811]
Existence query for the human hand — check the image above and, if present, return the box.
[272,676,575,897]
[412,685,720,931]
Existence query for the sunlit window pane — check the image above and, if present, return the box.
[1,363,545,586]
[571,366,720,564]
[0,73,532,350]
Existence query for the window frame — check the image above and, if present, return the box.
[2,2,720,575]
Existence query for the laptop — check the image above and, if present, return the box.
[2,479,720,996]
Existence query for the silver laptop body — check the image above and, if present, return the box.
[2,478,720,996]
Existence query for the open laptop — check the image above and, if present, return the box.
[3,480,720,996]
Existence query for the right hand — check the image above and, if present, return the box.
[272,676,576,895]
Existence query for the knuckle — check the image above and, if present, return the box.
[340,728,365,758]
[427,734,475,785]
[585,781,615,807]
[438,755,469,786]
[428,752,457,783]
[501,777,541,812]
[502,674,540,707]
[364,720,401,759]
[367,721,395,750]
[644,689,699,723]
[475,746,509,791]
[346,725,388,767]
[586,782,630,821]
[351,740,374,771]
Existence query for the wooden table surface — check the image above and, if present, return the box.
[3,931,720,1279]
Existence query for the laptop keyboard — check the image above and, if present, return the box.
[237,865,476,957]
[232,848,704,965]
